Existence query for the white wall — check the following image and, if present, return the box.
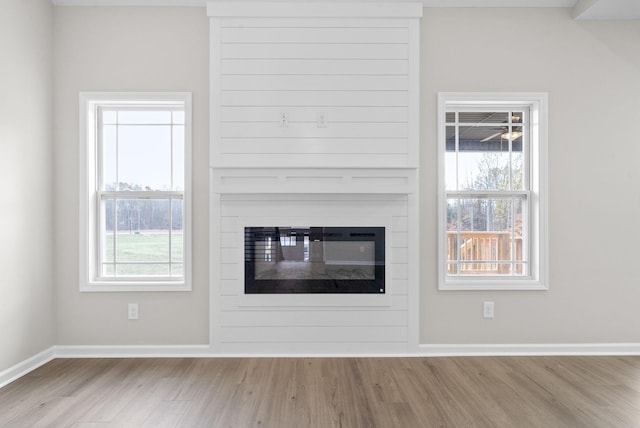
[50,5,640,350]
[0,0,55,371]
[420,8,640,344]
[53,7,210,345]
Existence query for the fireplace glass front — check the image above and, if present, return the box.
[244,227,385,294]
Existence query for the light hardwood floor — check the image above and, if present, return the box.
[1,356,639,427]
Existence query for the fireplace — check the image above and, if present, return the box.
[244,226,385,294]
[208,3,421,353]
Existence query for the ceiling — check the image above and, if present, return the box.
[49,0,640,20]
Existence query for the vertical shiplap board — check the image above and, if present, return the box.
[209,3,422,168]
[214,194,409,354]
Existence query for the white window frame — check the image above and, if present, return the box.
[79,92,192,292]
[437,92,548,291]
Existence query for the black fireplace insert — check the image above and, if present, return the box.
[244,226,385,294]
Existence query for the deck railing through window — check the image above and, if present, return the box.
[447,231,523,275]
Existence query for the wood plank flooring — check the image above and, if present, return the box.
[1,356,639,427]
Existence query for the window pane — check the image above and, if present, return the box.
[102,110,117,124]
[114,199,170,262]
[173,111,185,124]
[117,125,172,190]
[118,110,172,125]
[446,198,458,232]
[458,152,510,191]
[116,264,170,276]
[102,264,115,277]
[102,198,115,262]
[502,125,523,143]
[445,112,455,123]
[511,112,524,124]
[458,198,513,233]
[98,197,184,278]
[459,112,508,124]
[445,125,456,151]
[172,126,185,190]
[445,126,457,190]
[447,197,526,276]
[102,125,117,190]
[513,197,525,262]
[458,126,511,151]
[171,263,184,276]
[171,199,183,263]
[447,263,458,275]
[512,151,524,191]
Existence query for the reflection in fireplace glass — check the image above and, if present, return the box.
[245,227,385,294]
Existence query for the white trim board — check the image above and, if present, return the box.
[419,343,640,356]
[49,343,640,358]
[0,347,56,389]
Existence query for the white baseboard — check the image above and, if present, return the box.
[418,343,640,356]
[54,343,640,358]
[0,347,56,389]
[4,343,640,390]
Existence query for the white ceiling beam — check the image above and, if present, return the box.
[52,0,577,6]
[573,0,602,18]
[573,0,640,19]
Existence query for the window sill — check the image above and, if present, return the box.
[439,279,548,291]
[80,281,191,293]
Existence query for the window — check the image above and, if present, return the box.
[80,93,192,291]
[437,93,548,290]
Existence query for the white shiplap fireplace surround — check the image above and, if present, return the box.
[208,2,422,355]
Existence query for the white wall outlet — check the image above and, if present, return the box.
[483,301,495,319]
[128,303,139,320]
[280,112,289,127]
[316,112,328,128]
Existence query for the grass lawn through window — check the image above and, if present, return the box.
[103,231,183,277]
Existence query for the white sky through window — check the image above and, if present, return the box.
[101,109,185,191]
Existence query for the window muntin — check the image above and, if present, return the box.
[80,93,191,291]
[438,93,547,290]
